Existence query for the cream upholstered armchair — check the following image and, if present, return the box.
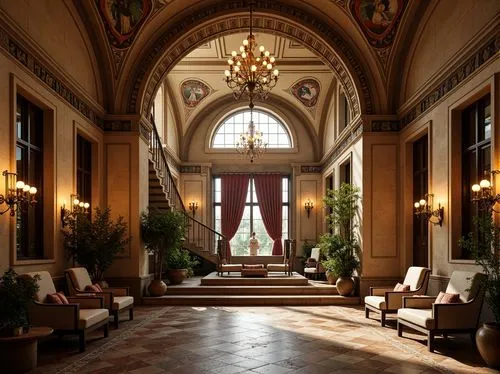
[65,267,134,328]
[267,239,296,275]
[397,271,486,352]
[23,271,109,352]
[303,247,325,279]
[365,267,430,326]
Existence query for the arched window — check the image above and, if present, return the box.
[211,109,292,148]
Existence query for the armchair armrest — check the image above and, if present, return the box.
[369,287,393,296]
[68,295,105,309]
[386,290,427,310]
[402,295,436,309]
[29,301,79,330]
[102,287,130,296]
[433,301,478,330]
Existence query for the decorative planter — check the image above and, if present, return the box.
[148,279,167,296]
[326,271,337,285]
[476,322,500,368]
[167,269,187,285]
[336,276,354,296]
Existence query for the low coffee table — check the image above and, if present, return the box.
[241,264,268,277]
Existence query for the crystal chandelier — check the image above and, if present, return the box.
[236,105,267,163]
[224,1,279,102]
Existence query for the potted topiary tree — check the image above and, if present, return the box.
[166,246,199,285]
[0,269,39,336]
[141,207,187,296]
[321,183,361,295]
[62,207,130,284]
[459,212,500,368]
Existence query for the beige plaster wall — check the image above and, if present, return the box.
[295,173,322,256]
[404,0,499,102]
[166,103,179,156]
[0,51,105,277]
[399,59,499,279]
[0,0,102,104]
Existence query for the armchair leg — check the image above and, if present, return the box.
[443,332,448,339]
[365,307,369,319]
[79,331,86,353]
[427,331,435,352]
[129,308,134,321]
[381,311,386,327]
[114,311,119,329]
[470,331,476,345]
[397,322,403,337]
[104,322,109,338]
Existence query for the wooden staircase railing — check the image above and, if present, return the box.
[147,115,225,263]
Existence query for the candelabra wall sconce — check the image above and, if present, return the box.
[0,170,37,216]
[414,193,444,226]
[188,201,199,217]
[61,194,90,227]
[304,198,314,219]
[471,170,500,212]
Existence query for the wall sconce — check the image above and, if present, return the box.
[414,193,444,226]
[0,170,37,216]
[61,194,90,227]
[471,170,500,212]
[304,198,314,219]
[188,201,199,217]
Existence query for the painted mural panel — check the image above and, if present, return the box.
[97,0,152,49]
[350,0,406,48]
[181,80,211,108]
[290,79,320,108]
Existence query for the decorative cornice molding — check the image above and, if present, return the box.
[0,25,104,129]
[127,0,374,118]
[300,165,322,173]
[180,165,202,174]
[371,120,400,132]
[399,35,499,130]
[103,120,132,131]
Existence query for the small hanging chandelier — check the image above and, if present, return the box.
[224,1,279,102]
[236,103,267,163]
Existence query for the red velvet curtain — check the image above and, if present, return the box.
[254,174,283,255]
[221,174,250,261]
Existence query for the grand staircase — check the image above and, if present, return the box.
[147,116,223,265]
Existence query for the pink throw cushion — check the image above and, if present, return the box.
[394,283,410,292]
[85,283,103,292]
[435,291,460,304]
[47,292,69,304]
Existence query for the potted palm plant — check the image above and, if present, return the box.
[0,269,39,336]
[459,212,500,368]
[166,246,199,285]
[321,183,361,295]
[141,207,187,296]
[62,207,130,284]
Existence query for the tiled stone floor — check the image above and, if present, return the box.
[34,305,498,374]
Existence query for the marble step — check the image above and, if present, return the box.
[142,294,359,306]
[166,285,339,295]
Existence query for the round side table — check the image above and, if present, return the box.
[0,326,53,372]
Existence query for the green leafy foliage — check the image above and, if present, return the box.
[0,269,39,331]
[166,246,199,276]
[141,208,187,280]
[62,207,130,281]
[321,183,361,278]
[459,213,500,323]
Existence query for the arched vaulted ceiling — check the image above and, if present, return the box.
[76,0,429,120]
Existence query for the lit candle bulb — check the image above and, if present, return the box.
[479,179,491,188]
[29,187,37,194]
[224,70,230,76]
[419,199,426,206]
[231,50,237,56]
[259,45,265,52]
[83,202,90,209]
[414,202,420,209]
[273,69,279,76]
[23,185,31,192]
[471,184,481,192]
[16,181,25,189]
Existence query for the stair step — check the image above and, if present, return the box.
[166,285,338,295]
[142,295,359,306]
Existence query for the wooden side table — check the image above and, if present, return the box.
[0,326,53,372]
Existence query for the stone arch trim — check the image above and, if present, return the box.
[125,1,376,117]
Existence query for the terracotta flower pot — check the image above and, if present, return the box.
[336,276,354,296]
[148,279,167,296]
[476,322,500,368]
[326,271,337,285]
[167,269,187,285]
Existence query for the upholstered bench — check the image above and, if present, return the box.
[241,264,268,277]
